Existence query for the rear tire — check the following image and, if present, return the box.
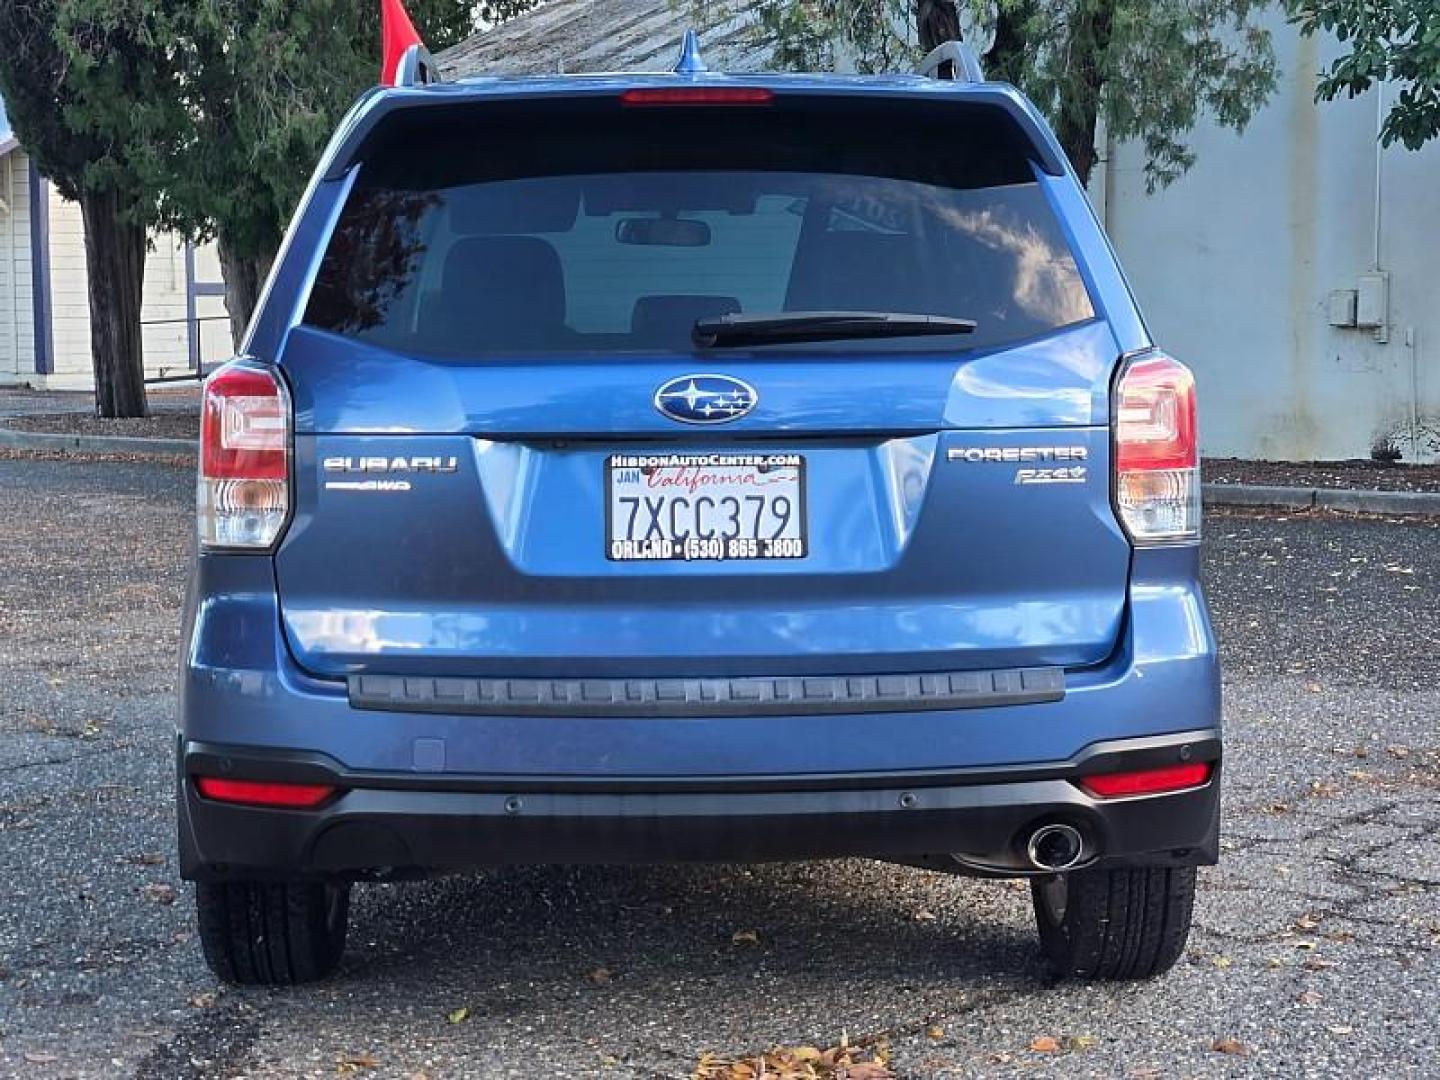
[1031,866,1195,980]
[195,880,350,985]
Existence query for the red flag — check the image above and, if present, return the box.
[380,0,423,86]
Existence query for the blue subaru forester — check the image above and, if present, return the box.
[178,34,1220,985]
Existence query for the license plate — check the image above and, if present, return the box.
[606,453,807,561]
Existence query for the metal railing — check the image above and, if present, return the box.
[139,313,232,385]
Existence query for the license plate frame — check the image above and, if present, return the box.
[604,452,808,562]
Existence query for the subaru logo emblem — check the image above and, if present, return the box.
[653,374,758,425]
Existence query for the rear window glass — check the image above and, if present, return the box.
[304,102,1094,356]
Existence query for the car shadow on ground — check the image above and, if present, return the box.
[144,862,1051,1078]
[340,860,1046,993]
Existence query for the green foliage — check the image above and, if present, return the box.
[0,0,167,221]
[987,0,1278,190]
[705,0,1278,190]
[0,0,170,416]
[1,0,493,262]
[1289,0,1440,149]
[739,0,911,74]
[131,0,481,265]
[478,0,542,24]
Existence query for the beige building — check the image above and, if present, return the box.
[0,93,230,391]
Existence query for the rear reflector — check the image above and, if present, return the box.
[1078,762,1212,799]
[195,776,337,808]
[620,86,774,106]
[198,363,291,550]
[1113,351,1200,544]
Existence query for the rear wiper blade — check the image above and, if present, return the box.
[694,310,978,348]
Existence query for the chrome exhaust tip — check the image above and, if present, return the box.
[1026,822,1085,872]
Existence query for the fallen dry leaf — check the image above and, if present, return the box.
[912,909,937,922]
[731,929,760,946]
[588,967,613,984]
[142,882,177,906]
[925,1025,944,1040]
[1297,990,1323,1006]
[23,1052,59,1065]
[446,1006,469,1024]
[187,991,217,1008]
[1068,1035,1099,1050]
[1212,1038,1248,1056]
[337,1052,380,1072]
[1029,1036,1061,1053]
[1295,914,1321,931]
[1327,1025,1355,1036]
[693,1040,893,1080]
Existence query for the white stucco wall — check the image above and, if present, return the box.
[1096,15,1440,463]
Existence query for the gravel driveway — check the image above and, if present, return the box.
[0,457,1436,1078]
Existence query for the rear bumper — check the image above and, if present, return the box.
[178,730,1220,881]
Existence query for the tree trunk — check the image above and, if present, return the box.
[917,0,961,52]
[986,2,1034,86]
[216,234,275,353]
[78,190,148,419]
[1051,0,1115,188]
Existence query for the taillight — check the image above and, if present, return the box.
[1078,762,1212,799]
[194,776,336,808]
[1113,351,1200,543]
[198,363,291,550]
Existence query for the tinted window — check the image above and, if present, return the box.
[305,107,1093,356]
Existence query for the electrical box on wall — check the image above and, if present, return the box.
[1327,290,1358,327]
[1356,272,1389,342]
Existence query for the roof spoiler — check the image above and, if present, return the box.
[917,40,985,83]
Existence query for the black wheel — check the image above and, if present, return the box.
[1032,866,1196,980]
[195,880,350,985]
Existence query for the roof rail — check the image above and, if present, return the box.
[393,42,443,87]
[917,40,984,83]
